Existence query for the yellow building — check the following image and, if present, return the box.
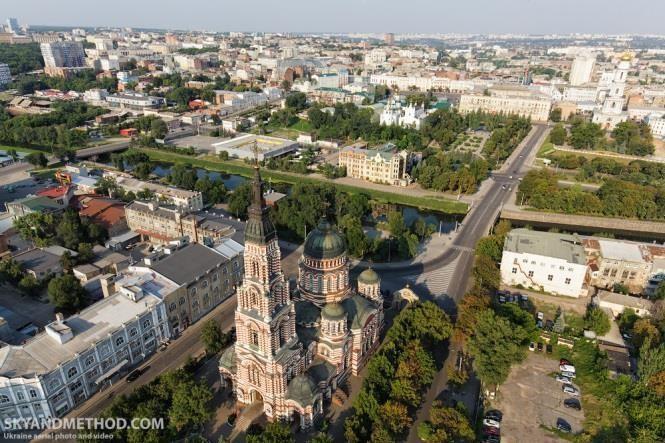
[338,145,410,186]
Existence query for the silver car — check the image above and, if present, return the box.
[563,384,580,396]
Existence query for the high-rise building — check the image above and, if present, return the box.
[6,17,20,34]
[384,32,395,45]
[569,54,595,86]
[0,63,11,88]
[40,41,86,68]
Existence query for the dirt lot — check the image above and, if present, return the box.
[490,353,584,443]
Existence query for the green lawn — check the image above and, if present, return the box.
[0,145,43,154]
[140,148,468,214]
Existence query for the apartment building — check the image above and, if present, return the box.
[40,42,85,68]
[106,92,165,111]
[584,238,665,294]
[0,63,11,88]
[0,292,169,430]
[338,145,411,186]
[105,171,203,210]
[459,91,552,121]
[500,229,589,298]
[124,200,235,245]
[148,243,242,333]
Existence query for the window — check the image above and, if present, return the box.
[29,390,37,399]
[511,268,517,274]
[67,367,78,379]
[169,303,176,312]
[547,275,553,281]
[565,278,571,285]
[179,297,186,306]
[129,328,138,338]
[16,392,24,401]
[250,329,259,347]
[559,266,564,270]
[115,336,125,346]
[142,319,151,329]
[190,287,197,296]
[212,273,218,282]
[528,271,534,277]
[202,280,208,288]
[84,356,95,367]
[49,379,61,391]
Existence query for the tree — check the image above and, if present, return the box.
[418,401,475,443]
[549,124,566,146]
[472,254,500,291]
[549,107,562,122]
[379,401,411,435]
[387,211,407,237]
[219,150,229,161]
[169,380,213,431]
[18,274,41,296]
[201,319,226,355]
[467,310,528,386]
[25,152,48,168]
[584,305,611,336]
[47,274,86,314]
[632,319,662,349]
[285,92,307,112]
[228,183,252,218]
[653,281,665,301]
[246,421,294,443]
[151,118,168,139]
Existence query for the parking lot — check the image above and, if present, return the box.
[490,353,584,442]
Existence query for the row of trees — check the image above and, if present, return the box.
[518,169,665,220]
[12,70,118,95]
[553,119,655,156]
[0,101,105,152]
[80,367,213,443]
[14,209,107,250]
[344,302,454,442]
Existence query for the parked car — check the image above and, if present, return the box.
[546,344,553,354]
[537,311,544,320]
[484,426,500,436]
[560,364,576,373]
[126,369,143,382]
[560,359,571,366]
[564,398,582,410]
[485,410,503,422]
[529,342,536,351]
[483,436,501,443]
[556,418,572,433]
[556,375,572,384]
[483,418,500,428]
[499,295,506,303]
[537,342,544,352]
[521,294,528,302]
[563,384,580,396]
[561,371,576,379]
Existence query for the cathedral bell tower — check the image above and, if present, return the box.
[232,165,301,419]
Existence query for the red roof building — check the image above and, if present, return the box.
[76,196,128,237]
[36,185,73,206]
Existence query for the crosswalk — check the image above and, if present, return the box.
[410,255,460,300]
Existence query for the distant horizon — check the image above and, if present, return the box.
[4,0,665,36]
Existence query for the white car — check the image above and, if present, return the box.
[560,364,576,374]
[483,418,500,428]
[563,384,580,396]
[529,342,536,351]
[556,375,572,384]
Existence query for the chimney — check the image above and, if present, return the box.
[55,312,64,323]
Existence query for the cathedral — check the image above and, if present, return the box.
[218,166,384,429]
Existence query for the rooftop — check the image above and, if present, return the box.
[598,239,646,263]
[503,229,586,265]
[0,291,161,378]
[149,243,227,285]
[597,290,655,312]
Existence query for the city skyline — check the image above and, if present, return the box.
[5,0,665,35]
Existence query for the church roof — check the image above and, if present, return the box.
[308,358,336,384]
[295,300,321,325]
[287,374,319,406]
[245,167,277,245]
[303,217,346,259]
[358,267,379,285]
[342,294,377,330]
[321,302,346,321]
[218,346,236,372]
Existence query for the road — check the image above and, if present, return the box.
[404,123,550,442]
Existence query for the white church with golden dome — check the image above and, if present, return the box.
[219,167,384,429]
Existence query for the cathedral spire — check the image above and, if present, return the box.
[245,162,276,245]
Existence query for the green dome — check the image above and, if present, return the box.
[287,374,318,406]
[321,302,346,320]
[358,268,379,285]
[303,218,346,259]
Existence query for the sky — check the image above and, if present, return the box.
[4,0,665,35]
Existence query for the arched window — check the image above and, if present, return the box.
[248,364,261,386]
[67,367,78,379]
[203,294,210,308]
[115,336,125,347]
[202,280,208,288]
[250,291,258,308]
[249,327,259,347]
